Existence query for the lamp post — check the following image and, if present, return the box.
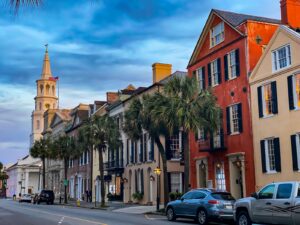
[154,167,161,212]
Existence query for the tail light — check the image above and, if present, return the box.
[208,200,220,205]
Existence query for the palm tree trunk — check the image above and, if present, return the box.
[182,131,190,193]
[64,158,68,204]
[154,136,169,209]
[90,146,93,202]
[98,146,105,207]
[42,157,46,189]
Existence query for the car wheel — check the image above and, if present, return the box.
[236,210,252,225]
[197,209,208,225]
[166,207,176,221]
[37,201,40,205]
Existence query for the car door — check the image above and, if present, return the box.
[184,191,206,216]
[293,183,300,224]
[175,192,194,216]
[252,184,275,224]
[271,183,293,225]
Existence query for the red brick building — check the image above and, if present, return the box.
[187,9,280,198]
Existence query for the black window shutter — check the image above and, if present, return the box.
[194,130,198,141]
[220,128,224,147]
[167,173,171,192]
[181,132,184,160]
[203,128,208,140]
[260,140,267,173]
[226,107,231,135]
[208,63,212,87]
[237,103,243,133]
[271,81,278,114]
[202,67,206,89]
[131,140,134,163]
[141,169,144,194]
[165,135,171,160]
[224,54,229,81]
[291,135,298,171]
[287,75,295,110]
[140,137,144,162]
[235,49,240,76]
[217,58,222,84]
[274,138,281,172]
[257,86,263,118]
[135,170,138,192]
[150,138,154,161]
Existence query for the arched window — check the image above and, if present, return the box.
[46,84,50,95]
[53,103,56,109]
[39,102,42,110]
[45,103,50,109]
[40,85,44,94]
[36,120,40,130]
[52,86,55,95]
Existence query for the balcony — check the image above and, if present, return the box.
[104,160,124,174]
[197,131,226,152]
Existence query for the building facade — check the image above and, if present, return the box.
[250,24,300,189]
[187,9,280,198]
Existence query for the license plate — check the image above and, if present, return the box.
[225,205,232,209]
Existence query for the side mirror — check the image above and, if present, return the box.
[180,197,184,201]
[251,192,258,199]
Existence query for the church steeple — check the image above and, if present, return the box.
[41,44,52,79]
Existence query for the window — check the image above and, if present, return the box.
[215,163,226,190]
[39,102,42,110]
[261,138,281,173]
[288,73,300,110]
[211,60,219,86]
[182,191,194,200]
[291,133,300,171]
[197,128,205,141]
[276,183,292,199]
[46,84,50,95]
[213,128,222,148]
[170,173,182,193]
[208,59,221,87]
[257,82,278,118]
[227,103,242,135]
[272,45,291,72]
[36,120,40,130]
[225,49,240,80]
[210,22,224,47]
[196,67,205,91]
[169,132,182,159]
[191,191,206,199]
[45,103,50,109]
[259,184,275,199]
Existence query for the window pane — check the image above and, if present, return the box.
[276,183,292,199]
[215,163,226,190]
[264,84,273,115]
[295,74,300,108]
[170,173,181,193]
[230,105,239,133]
[259,184,275,199]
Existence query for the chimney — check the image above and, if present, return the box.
[152,63,172,83]
[106,92,119,104]
[281,0,300,29]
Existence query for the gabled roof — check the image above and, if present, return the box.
[188,9,281,67]
[213,9,281,27]
[250,25,300,84]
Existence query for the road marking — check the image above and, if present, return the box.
[12,205,107,225]
[144,214,166,220]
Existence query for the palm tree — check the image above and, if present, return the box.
[152,76,221,193]
[30,138,52,189]
[123,96,171,208]
[0,162,3,171]
[51,135,80,204]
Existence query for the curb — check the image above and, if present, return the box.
[58,203,108,210]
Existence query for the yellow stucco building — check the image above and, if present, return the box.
[250,25,300,190]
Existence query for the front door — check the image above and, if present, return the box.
[271,183,293,225]
[252,184,275,224]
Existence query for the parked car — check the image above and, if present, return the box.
[33,190,55,205]
[234,181,300,225]
[166,188,235,225]
[19,194,32,203]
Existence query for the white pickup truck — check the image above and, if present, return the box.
[233,182,300,225]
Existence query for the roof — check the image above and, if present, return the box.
[213,9,281,27]
[159,71,187,84]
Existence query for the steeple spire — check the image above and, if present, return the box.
[41,44,52,78]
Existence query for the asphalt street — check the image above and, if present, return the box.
[0,199,234,225]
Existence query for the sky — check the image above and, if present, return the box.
[0,0,280,165]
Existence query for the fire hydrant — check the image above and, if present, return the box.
[76,199,80,207]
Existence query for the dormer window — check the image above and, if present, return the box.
[272,44,291,72]
[210,22,224,47]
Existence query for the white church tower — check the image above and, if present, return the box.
[30,46,58,147]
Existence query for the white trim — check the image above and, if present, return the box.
[296,134,300,170]
[272,44,291,73]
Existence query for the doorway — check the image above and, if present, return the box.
[228,154,245,199]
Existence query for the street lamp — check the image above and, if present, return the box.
[154,167,161,212]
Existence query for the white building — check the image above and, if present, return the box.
[6,155,42,197]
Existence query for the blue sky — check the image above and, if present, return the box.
[0,0,279,164]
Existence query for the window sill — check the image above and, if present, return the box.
[227,76,238,81]
[272,64,292,74]
[290,107,300,111]
[262,114,276,119]
[265,171,278,174]
[230,132,240,136]
[169,158,182,162]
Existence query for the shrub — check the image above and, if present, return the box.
[169,192,183,201]
[132,192,143,201]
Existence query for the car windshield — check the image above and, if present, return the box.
[211,192,235,201]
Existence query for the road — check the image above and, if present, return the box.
[0,199,235,225]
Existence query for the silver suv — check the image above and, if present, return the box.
[234,182,300,225]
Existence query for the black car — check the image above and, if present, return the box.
[33,190,55,205]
